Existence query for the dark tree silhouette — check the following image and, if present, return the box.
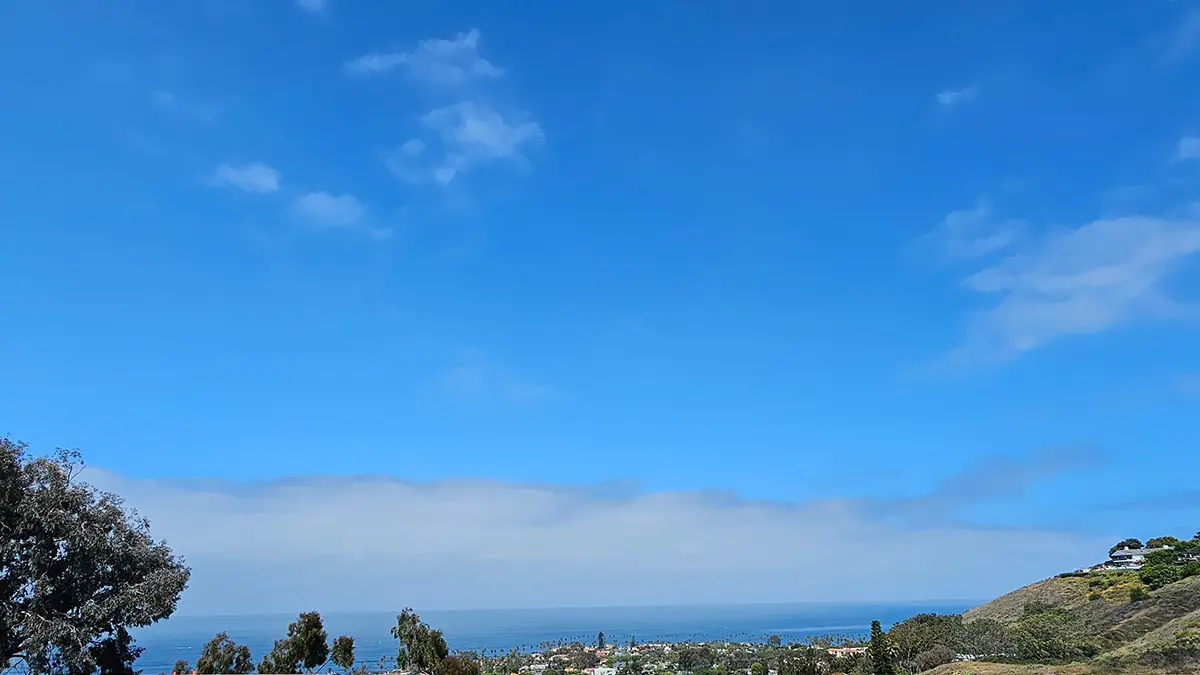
[0,438,190,675]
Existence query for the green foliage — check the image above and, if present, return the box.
[1146,536,1182,549]
[1130,586,1150,602]
[570,650,600,670]
[865,621,898,675]
[172,660,190,675]
[196,632,254,675]
[1088,592,1102,601]
[616,655,644,675]
[750,662,766,675]
[908,645,955,673]
[0,438,190,674]
[256,612,331,674]
[290,611,330,672]
[89,626,142,675]
[1138,628,1200,669]
[392,608,450,673]
[676,645,715,671]
[1009,608,1099,662]
[258,638,300,674]
[435,656,482,675]
[766,635,782,649]
[597,632,606,649]
[331,635,356,672]
[887,613,963,661]
[1143,548,1179,566]
[958,619,1011,657]
[1140,563,1183,590]
[776,648,824,675]
[1021,601,1054,618]
[1110,538,1143,555]
[1181,561,1200,579]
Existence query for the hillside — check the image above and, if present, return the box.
[963,570,1146,625]
[959,572,1200,667]
[925,663,1180,675]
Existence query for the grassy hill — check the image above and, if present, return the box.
[956,571,1200,669]
[962,570,1147,625]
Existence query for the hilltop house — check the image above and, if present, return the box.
[1108,545,1170,570]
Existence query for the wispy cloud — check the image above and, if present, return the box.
[348,29,541,191]
[345,29,503,85]
[297,0,325,12]
[1179,135,1200,161]
[1164,8,1200,63]
[150,89,221,124]
[937,85,980,108]
[389,102,544,186]
[211,162,281,193]
[939,214,1200,367]
[915,201,1021,263]
[292,191,366,228]
[437,348,554,403]
[84,466,1103,614]
[902,446,1099,509]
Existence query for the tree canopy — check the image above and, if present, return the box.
[1110,538,1143,555]
[331,636,356,673]
[1,438,190,675]
[392,609,449,674]
[196,632,253,675]
[865,621,898,675]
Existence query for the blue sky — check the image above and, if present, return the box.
[2,0,1200,613]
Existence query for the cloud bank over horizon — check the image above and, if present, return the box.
[84,455,1109,616]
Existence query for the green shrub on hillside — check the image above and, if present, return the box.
[1182,561,1200,579]
[1140,563,1183,590]
[1129,587,1150,602]
[1138,629,1200,669]
[1009,607,1099,662]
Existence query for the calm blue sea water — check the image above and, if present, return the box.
[130,602,972,674]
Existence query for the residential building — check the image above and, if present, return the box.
[1108,545,1171,570]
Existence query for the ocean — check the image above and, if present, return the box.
[130,602,972,674]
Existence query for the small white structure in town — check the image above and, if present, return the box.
[1108,545,1171,570]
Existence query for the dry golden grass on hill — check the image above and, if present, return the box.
[963,571,1148,626]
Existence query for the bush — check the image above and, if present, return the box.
[1088,592,1102,601]
[1130,586,1150,602]
[1138,629,1200,670]
[1009,609,1099,662]
[1140,563,1183,590]
[1181,561,1200,579]
[907,645,956,673]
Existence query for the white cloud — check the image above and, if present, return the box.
[345,29,503,85]
[917,201,1020,262]
[211,162,281,193]
[937,85,980,108]
[438,348,553,403]
[1179,135,1200,160]
[390,103,543,185]
[297,0,325,12]
[943,215,1200,366]
[83,469,1102,615]
[293,191,366,228]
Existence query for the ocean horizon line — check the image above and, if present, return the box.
[168,598,982,620]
